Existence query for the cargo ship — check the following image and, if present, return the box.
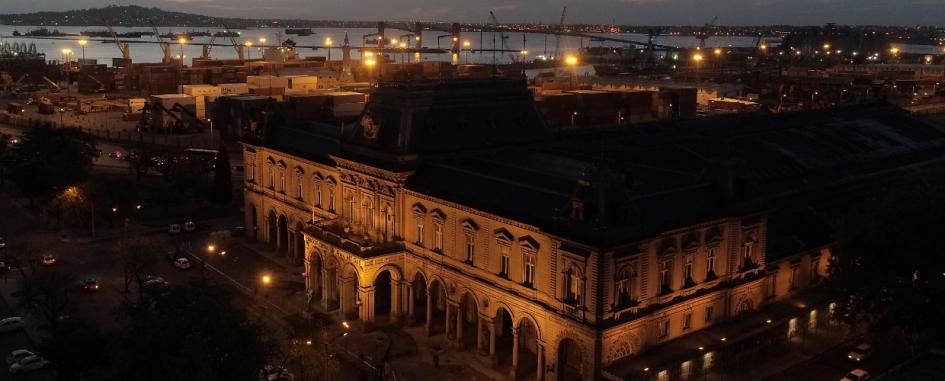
[285,28,315,36]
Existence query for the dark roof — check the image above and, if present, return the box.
[407,105,945,251]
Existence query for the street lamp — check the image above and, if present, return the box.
[259,37,267,44]
[325,37,333,61]
[565,54,578,88]
[244,41,253,60]
[78,39,87,62]
[692,53,703,82]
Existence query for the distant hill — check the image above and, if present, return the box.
[0,5,375,28]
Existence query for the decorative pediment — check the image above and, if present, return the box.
[705,226,723,244]
[494,228,514,244]
[294,166,304,175]
[519,236,540,252]
[743,229,758,244]
[378,185,395,197]
[412,203,427,215]
[460,219,479,233]
[325,176,336,185]
[313,172,324,181]
[683,232,701,250]
[276,160,287,169]
[430,209,447,222]
[658,238,678,256]
[266,156,275,165]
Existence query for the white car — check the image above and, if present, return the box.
[5,350,34,365]
[847,344,873,362]
[143,276,168,287]
[0,237,6,249]
[168,224,182,234]
[842,369,871,381]
[183,221,196,232]
[9,355,48,374]
[0,317,24,333]
[174,258,192,270]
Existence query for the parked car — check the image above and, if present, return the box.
[9,355,48,374]
[168,224,182,234]
[0,237,6,249]
[183,221,196,232]
[5,350,34,365]
[847,344,873,362]
[143,275,168,287]
[82,278,101,292]
[0,317,24,333]
[842,369,871,381]
[174,257,192,270]
[259,365,294,381]
[41,254,57,266]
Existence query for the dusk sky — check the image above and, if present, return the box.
[5,0,945,25]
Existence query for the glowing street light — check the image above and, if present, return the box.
[325,37,333,60]
[565,55,578,66]
[261,274,272,285]
[692,53,704,62]
[244,41,253,60]
[259,37,267,44]
[77,39,87,61]
[714,48,722,55]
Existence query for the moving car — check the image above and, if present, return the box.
[183,221,196,232]
[842,369,871,381]
[174,257,192,270]
[82,278,101,292]
[0,237,6,249]
[0,317,24,333]
[847,344,873,362]
[168,224,182,234]
[9,355,49,374]
[41,254,57,266]
[5,350,34,365]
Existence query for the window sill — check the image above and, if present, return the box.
[521,282,534,289]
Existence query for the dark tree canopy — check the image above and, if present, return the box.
[10,123,97,201]
[114,279,271,381]
[830,171,945,351]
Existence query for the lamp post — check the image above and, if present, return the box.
[206,118,214,147]
[565,54,578,88]
[364,56,377,82]
[245,41,253,60]
[61,48,72,94]
[714,48,722,73]
[692,53,703,82]
[78,39,87,62]
[463,40,471,64]
[325,37,333,61]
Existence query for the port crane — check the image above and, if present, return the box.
[553,6,567,60]
[696,16,718,49]
[221,25,246,60]
[150,20,173,63]
[201,33,218,60]
[488,10,514,62]
[104,20,131,60]
[41,75,60,93]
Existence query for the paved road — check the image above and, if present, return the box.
[767,337,906,381]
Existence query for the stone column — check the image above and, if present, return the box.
[444,303,453,340]
[360,285,375,323]
[455,303,464,346]
[488,320,497,364]
[510,327,520,380]
[425,288,434,336]
[536,343,545,381]
[337,275,346,319]
[390,278,402,321]
[476,316,484,354]
[320,268,330,310]
[406,283,415,323]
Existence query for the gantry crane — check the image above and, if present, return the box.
[489,10,514,62]
[150,20,173,63]
[221,24,245,60]
[696,16,718,49]
[201,33,218,60]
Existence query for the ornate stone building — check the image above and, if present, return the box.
[242,80,945,381]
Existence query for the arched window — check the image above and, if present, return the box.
[326,178,336,212]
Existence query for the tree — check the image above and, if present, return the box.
[37,317,111,381]
[9,123,97,203]
[113,236,161,297]
[210,147,232,205]
[830,171,945,353]
[13,266,76,334]
[114,279,272,381]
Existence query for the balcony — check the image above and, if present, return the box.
[305,219,404,258]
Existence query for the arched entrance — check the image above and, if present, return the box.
[411,273,428,326]
[294,222,305,265]
[427,279,448,336]
[277,214,288,255]
[516,317,540,380]
[459,292,479,350]
[341,264,360,320]
[248,204,258,241]
[323,258,340,311]
[267,210,277,248]
[557,338,583,381]
[373,269,393,322]
[494,307,514,369]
